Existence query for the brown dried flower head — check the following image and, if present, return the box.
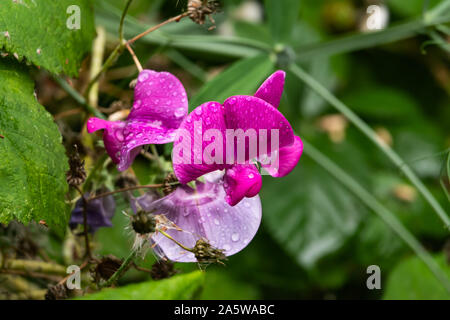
[66,145,86,186]
[187,0,220,28]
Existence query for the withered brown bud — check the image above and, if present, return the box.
[45,283,68,300]
[93,255,123,282]
[193,238,226,267]
[163,173,179,195]
[131,210,156,235]
[187,0,220,27]
[129,78,138,89]
[151,260,177,280]
[66,145,86,187]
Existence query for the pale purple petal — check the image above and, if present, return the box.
[70,193,116,233]
[173,101,228,184]
[254,70,285,108]
[148,182,262,262]
[261,135,303,177]
[223,165,262,206]
[130,190,160,213]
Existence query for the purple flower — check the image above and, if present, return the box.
[138,175,262,262]
[87,69,188,171]
[172,71,303,206]
[70,194,116,233]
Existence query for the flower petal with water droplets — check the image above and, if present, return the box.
[146,182,262,262]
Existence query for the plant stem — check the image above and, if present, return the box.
[83,153,109,190]
[127,12,189,45]
[290,64,450,230]
[74,185,92,259]
[426,0,450,22]
[88,182,179,201]
[85,11,189,99]
[151,144,166,174]
[84,43,125,98]
[119,0,134,43]
[102,251,136,287]
[159,229,193,252]
[88,26,106,108]
[303,140,450,294]
[125,42,143,72]
[53,76,106,119]
[1,259,66,276]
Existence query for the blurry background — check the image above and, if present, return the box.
[2,0,450,299]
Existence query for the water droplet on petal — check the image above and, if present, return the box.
[115,130,124,142]
[195,108,202,115]
[174,107,185,118]
[214,219,220,225]
[248,173,254,179]
[138,72,149,82]
[231,233,240,242]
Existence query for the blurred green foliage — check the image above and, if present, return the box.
[86,0,450,299]
[1,0,449,300]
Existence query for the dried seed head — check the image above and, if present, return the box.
[163,173,179,195]
[193,238,226,267]
[151,260,177,280]
[131,210,156,235]
[93,255,123,282]
[66,145,86,186]
[45,284,68,300]
[187,0,220,27]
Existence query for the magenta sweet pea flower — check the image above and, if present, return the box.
[87,69,188,171]
[172,70,303,206]
[139,174,262,262]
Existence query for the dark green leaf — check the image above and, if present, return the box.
[78,271,205,300]
[0,0,95,75]
[261,156,365,269]
[189,54,274,110]
[340,87,421,120]
[0,60,68,235]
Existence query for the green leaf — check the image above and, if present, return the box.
[264,0,301,44]
[189,54,274,110]
[0,60,69,235]
[384,254,450,300]
[233,21,273,45]
[261,156,365,269]
[200,269,260,300]
[0,0,95,76]
[78,271,205,300]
